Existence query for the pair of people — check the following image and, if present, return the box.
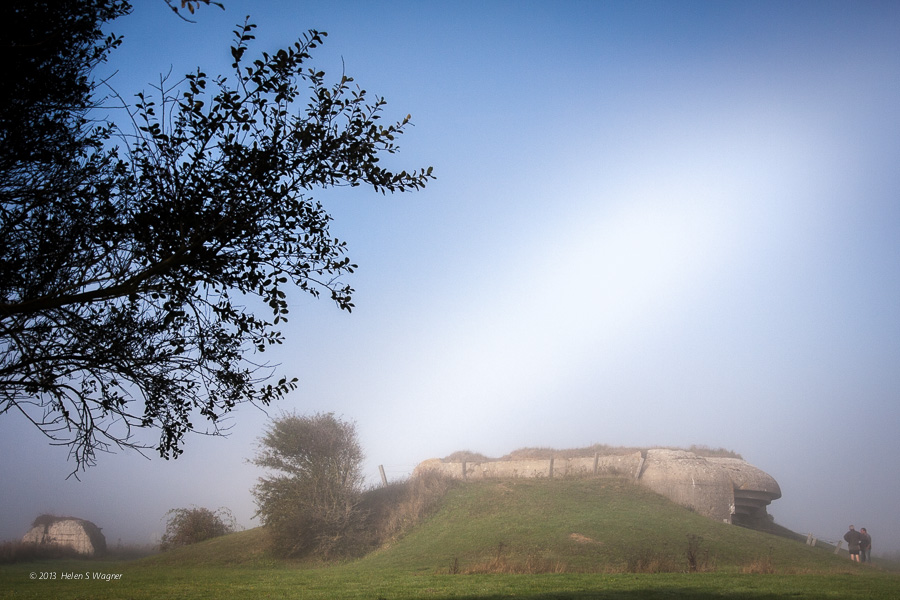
[844,525,872,562]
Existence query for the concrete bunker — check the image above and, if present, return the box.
[22,515,107,556]
[415,448,781,526]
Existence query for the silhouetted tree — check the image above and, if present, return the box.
[251,412,365,558]
[0,1,433,473]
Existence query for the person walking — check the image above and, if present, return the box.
[844,525,862,562]
[860,527,872,563]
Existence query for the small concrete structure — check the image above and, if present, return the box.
[22,515,106,556]
[415,448,781,525]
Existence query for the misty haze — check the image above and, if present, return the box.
[2,1,900,598]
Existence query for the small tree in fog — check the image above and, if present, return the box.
[159,506,236,551]
[251,412,364,558]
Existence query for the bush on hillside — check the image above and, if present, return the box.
[252,412,365,559]
[159,506,236,551]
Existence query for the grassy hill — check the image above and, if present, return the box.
[138,526,277,569]
[5,478,899,599]
[354,477,848,574]
[142,477,851,575]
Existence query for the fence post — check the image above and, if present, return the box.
[549,457,554,479]
[378,464,388,487]
[593,452,599,476]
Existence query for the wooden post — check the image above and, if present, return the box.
[549,457,554,479]
[593,452,599,476]
[378,464,388,487]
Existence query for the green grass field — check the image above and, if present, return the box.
[2,478,898,599]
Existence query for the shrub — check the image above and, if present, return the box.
[252,412,365,559]
[685,534,715,572]
[159,506,236,551]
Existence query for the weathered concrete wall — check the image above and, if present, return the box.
[706,457,782,496]
[414,452,643,480]
[414,449,780,525]
[705,457,782,521]
[637,449,736,523]
[23,518,106,556]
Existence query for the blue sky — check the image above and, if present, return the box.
[2,0,899,554]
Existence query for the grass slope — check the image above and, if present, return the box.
[136,477,861,574]
[137,526,277,568]
[356,477,849,574]
[4,478,898,599]
[134,477,859,574]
